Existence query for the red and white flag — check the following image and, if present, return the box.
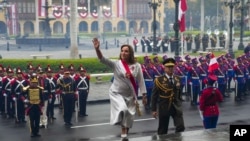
[178,0,187,32]
[208,53,219,72]
[38,0,45,17]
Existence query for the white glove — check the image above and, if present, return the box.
[189,82,192,85]
[24,99,29,103]
[12,97,16,101]
[3,93,7,97]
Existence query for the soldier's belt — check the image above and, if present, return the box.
[62,91,74,94]
[145,79,153,81]
[192,77,199,79]
[5,89,11,91]
[78,88,88,90]
[218,76,225,78]
[237,75,244,77]
[159,94,173,99]
[51,90,55,92]
[159,93,174,110]
[44,90,48,93]
[16,92,21,95]
[228,69,233,71]
[201,74,207,76]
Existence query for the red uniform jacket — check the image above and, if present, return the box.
[199,87,223,116]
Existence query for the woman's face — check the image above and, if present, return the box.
[120,46,130,61]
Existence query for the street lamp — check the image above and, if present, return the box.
[173,0,180,58]
[148,0,162,55]
[0,0,10,39]
[224,0,240,59]
[238,0,250,50]
[158,10,161,35]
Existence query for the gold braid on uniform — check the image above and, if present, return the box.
[155,77,174,110]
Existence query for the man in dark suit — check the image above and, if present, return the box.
[151,58,185,137]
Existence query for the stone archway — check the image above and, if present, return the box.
[91,21,98,32]
[79,21,88,32]
[53,21,63,34]
[0,21,6,34]
[140,21,148,34]
[117,21,126,32]
[24,21,34,34]
[129,21,137,34]
[103,21,112,32]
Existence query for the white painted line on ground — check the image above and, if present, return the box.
[71,117,155,129]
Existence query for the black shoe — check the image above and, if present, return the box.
[235,98,241,102]
[40,125,45,128]
[35,134,41,137]
[121,137,129,141]
[31,134,36,137]
[83,114,88,116]
[52,117,56,120]
[22,120,27,123]
[68,122,73,126]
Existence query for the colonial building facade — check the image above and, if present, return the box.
[0,0,169,37]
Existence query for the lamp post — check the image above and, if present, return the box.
[238,0,250,50]
[148,0,162,55]
[174,0,180,58]
[158,10,161,35]
[224,0,240,59]
[0,0,10,39]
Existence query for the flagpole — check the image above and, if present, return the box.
[181,32,184,58]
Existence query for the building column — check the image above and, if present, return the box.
[35,0,39,35]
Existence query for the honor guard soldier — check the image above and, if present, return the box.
[202,34,209,51]
[225,53,235,92]
[199,74,223,129]
[185,34,193,51]
[153,56,165,75]
[55,63,65,109]
[162,55,168,61]
[133,37,138,52]
[162,35,169,53]
[44,65,57,122]
[241,55,250,96]
[174,57,188,100]
[141,36,146,53]
[142,56,158,109]
[194,33,201,51]
[24,63,34,79]
[214,57,228,98]
[210,33,217,47]
[11,68,29,123]
[57,68,77,126]
[75,65,90,117]
[36,65,48,128]
[2,67,15,118]
[68,64,78,111]
[198,57,208,89]
[0,65,4,114]
[23,75,44,137]
[242,54,250,94]
[234,57,246,101]
[189,58,201,105]
[219,34,226,48]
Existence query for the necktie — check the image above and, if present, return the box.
[169,77,173,85]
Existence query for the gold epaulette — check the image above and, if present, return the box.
[37,86,44,90]
[155,77,173,93]
[22,86,30,91]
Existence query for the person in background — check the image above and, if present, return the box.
[244,43,250,54]
[199,74,223,129]
[133,37,138,53]
[92,38,147,141]
[151,58,185,138]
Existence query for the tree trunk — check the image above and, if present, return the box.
[70,0,78,59]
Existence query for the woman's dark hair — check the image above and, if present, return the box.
[119,44,135,64]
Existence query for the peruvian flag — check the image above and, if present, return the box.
[178,0,187,32]
[208,53,219,72]
[38,0,46,17]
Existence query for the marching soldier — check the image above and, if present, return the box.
[11,68,29,123]
[153,56,164,76]
[186,34,193,51]
[23,63,35,79]
[198,57,208,90]
[225,53,235,92]
[44,65,57,122]
[2,67,15,118]
[57,68,77,126]
[202,34,209,51]
[23,75,44,137]
[75,65,90,117]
